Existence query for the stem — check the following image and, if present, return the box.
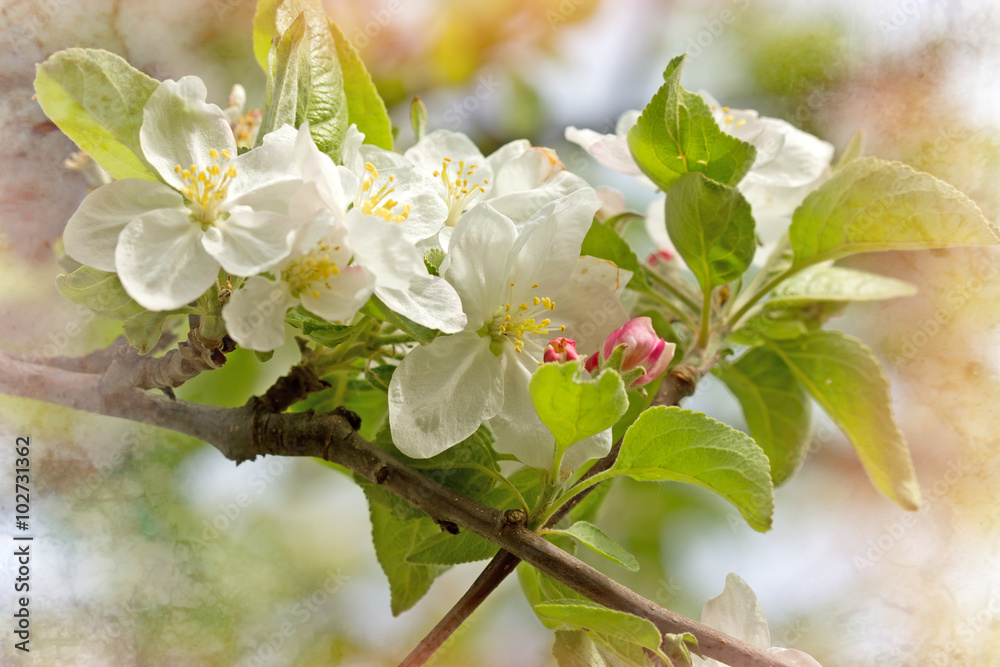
[725,265,800,332]
[697,285,713,349]
[646,289,699,333]
[399,369,700,666]
[647,269,700,313]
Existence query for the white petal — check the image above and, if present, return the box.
[595,186,626,220]
[551,256,630,354]
[507,188,601,295]
[743,119,834,189]
[565,118,642,176]
[202,208,297,276]
[63,179,184,271]
[487,354,555,470]
[300,265,374,323]
[115,208,218,311]
[767,648,823,667]
[293,123,354,216]
[701,573,772,650]
[223,131,302,205]
[561,429,613,472]
[441,203,518,323]
[339,124,367,174]
[644,197,683,259]
[375,273,467,334]
[344,211,424,290]
[140,77,236,189]
[222,276,297,351]
[389,331,505,458]
[405,130,486,173]
[486,138,530,177]
[488,170,590,224]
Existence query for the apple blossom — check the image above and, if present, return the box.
[543,337,580,363]
[584,316,674,388]
[63,76,304,311]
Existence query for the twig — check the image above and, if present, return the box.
[0,352,789,667]
[399,367,701,666]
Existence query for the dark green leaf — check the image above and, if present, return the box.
[329,20,393,150]
[284,306,354,346]
[580,220,648,290]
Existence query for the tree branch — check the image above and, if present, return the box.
[400,366,702,666]
[0,351,787,667]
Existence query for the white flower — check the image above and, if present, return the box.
[388,189,631,469]
[565,96,834,263]
[63,76,303,311]
[694,573,823,667]
[402,130,591,249]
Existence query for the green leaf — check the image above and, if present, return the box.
[715,347,812,485]
[253,0,348,156]
[627,54,756,192]
[613,407,774,532]
[56,266,142,317]
[552,630,642,667]
[364,296,438,344]
[364,364,395,392]
[665,172,756,294]
[258,12,310,140]
[727,312,809,346]
[835,129,865,169]
[34,48,160,181]
[410,96,428,141]
[580,221,648,290]
[544,521,639,571]
[519,563,590,630]
[405,468,545,566]
[789,157,999,267]
[284,306,354,346]
[767,264,917,306]
[534,599,664,664]
[529,362,628,452]
[329,20,393,150]
[123,310,170,355]
[365,489,446,615]
[769,331,921,509]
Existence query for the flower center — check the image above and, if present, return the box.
[481,280,565,357]
[433,158,488,227]
[282,239,342,300]
[359,162,411,223]
[174,148,237,225]
[710,104,747,132]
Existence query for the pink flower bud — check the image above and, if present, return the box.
[646,249,674,266]
[543,337,580,363]
[600,317,675,387]
[584,351,599,373]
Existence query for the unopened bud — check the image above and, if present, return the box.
[543,337,580,363]
[596,317,675,387]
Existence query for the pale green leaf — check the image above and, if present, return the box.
[529,362,628,451]
[665,172,756,294]
[284,306,354,346]
[613,407,774,531]
[834,129,865,169]
[769,331,921,509]
[257,12,309,140]
[715,347,812,485]
[365,489,446,615]
[627,54,756,192]
[544,521,639,571]
[519,563,589,630]
[789,157,999,266]
[123,310,170,355]
[580,220,648,290]
[329,20,393,150]
[253,0,348,156]
[534,599,663,663]
[34,48,160,181]
[56,266,141,317]
[552,630,642,667]
[768,265,917,307]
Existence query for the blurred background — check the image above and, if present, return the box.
[2,0,1000,664]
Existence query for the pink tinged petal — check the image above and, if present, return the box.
[63,179,184,271]
[140,77,236,189]
[543,338,579,363]
[389,332,505,459]
[767,648,823,667]
[222,276,297,351]
[375,274,467,334]
[300,265,374,323]
[440,203,519,324]
[115,208,219,311]
[486,354,555,470]
[202,209,297,276]
[595,186,626,221]
[701,573,772,650]
[564,120,642,175]
[344,212,423,290]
